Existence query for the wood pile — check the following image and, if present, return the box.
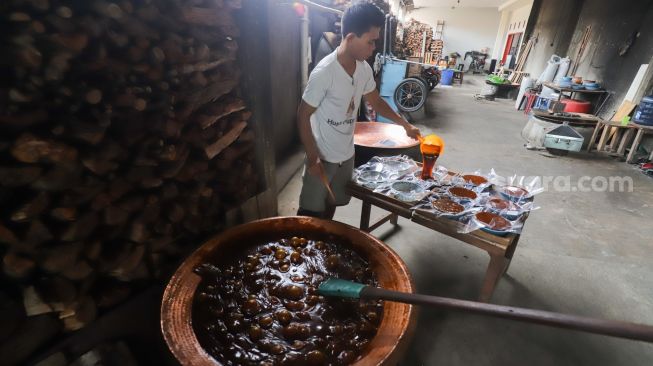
[0,0,257,360]
[429,39,443,63]
[402,19,433,57]
[332,0,389,13]
[508,38,534,84]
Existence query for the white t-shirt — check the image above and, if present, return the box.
[302,49,376,163]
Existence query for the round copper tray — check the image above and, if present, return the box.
[161,216,416,366]
[354,122,420,149]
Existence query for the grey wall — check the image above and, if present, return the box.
[268,3,302,158]
[523,0,583,82]
[524,0,653,119]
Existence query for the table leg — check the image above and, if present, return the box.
[617,128,635,155]
[626,128,645,163]
[390,213,398,226]
[607,128,623,152]
[597,124,611,151]
[587,123,603,152]
[360,201,371,231]
[479,253,509,302]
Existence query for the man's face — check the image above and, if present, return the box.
[348,26,380,61]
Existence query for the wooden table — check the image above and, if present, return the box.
[587,120,653,162]
[543,82,608,114]
[347,182,528,302]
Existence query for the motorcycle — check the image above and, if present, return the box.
[420,66,440,91]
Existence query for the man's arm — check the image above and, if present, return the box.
[297,100,324,177]
[364,89,421,139]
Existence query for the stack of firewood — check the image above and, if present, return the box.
[402,19,433,57]
[332,0,389,14]
[0,0,257,358]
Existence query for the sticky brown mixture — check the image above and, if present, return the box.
[448,186,478,200]
[487,197,513,211]
[432,198,464,214]
[462,174,488,186]
[475,212,511,230]
[192,237,383,366]
[503,185,529,198]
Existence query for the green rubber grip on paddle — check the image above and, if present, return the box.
[318,278,367,299]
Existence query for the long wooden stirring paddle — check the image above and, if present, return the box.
[318,278,653,343]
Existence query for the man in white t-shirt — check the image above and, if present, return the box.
[297,2,421,219]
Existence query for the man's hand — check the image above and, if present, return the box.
[363,90,421,139]
[403,123,421,140]
[307,156,326,178]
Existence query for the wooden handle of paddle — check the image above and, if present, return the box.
[361,287,653,343]
[318,167,336,204]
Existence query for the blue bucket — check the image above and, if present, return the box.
[441,69,454,86]
[633,95,653,126]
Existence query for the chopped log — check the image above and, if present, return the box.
[108,180,132,200]
[0,166,42,186]
[153,220,173,236]
[0,314,61,366]
[167,203,185,223]
[116,195,145,213]
[128,219,149,243]
[11,192,50,222]
[60,179,106,206]
[62,260,94,281]
[32,164,82,191]
[41,242,82,274]
[85,89,103,104]
[0,224,19,246]
[82,156,119,175]
[70,120,107,145]
[0,292,25,343]
[61,212,98,242]
[0,110,47,127]
[98,241,132,273]
[3,252,36,279]
[110,244,145,279]
[160,147,190,178]
[96,282,130,308]
[36,277,77,310]
[91,192,112,211]
[181,6,236,28]
[26,0,51,11]
[11,134,78,164]
[141,200,160,223]
[50,33,89,52]
[179,76,240,118]
[25,219,54,247]
[181,44,238,74]
[103,205,129,226]
[61,296,97,332]
[50,207,77,222]
[84,241,102,262]
[44,13,75,33]
[23,286,54,316]
[159,183,178,201]
[56,6,73,18]
[92,1,124,19]
[197,98,246,129]
[204,120,247,159]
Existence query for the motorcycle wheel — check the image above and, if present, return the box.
[394,77,427,113]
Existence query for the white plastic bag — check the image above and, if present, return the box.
[553,57,571,83]
[535,55,561,86]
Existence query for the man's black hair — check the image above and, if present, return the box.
[342,2,385,37]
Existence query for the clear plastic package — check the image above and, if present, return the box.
[353,156,542,235]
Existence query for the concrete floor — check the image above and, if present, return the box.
[277,76,653,365]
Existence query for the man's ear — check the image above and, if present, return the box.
[344,32,357,42]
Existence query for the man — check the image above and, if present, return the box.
[297,2,421,219]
